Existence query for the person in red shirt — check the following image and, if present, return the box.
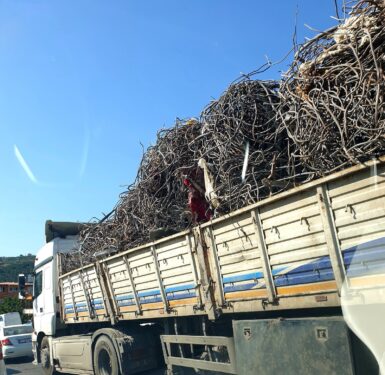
[183,178,212,223]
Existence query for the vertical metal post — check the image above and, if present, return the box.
[185,234,202,308]
[59,278,65,321]
[151,245,169,312]
[174,318,184,358]
[162,319,173,375]
[67,275,78,320]
[164,319,172,357]
[251,209,277,303]
[122,255,142,315]
[57,254,65,320]
[78,270,95,319]
[202,316,213,362]
[207,226,226,307]
[95,262,115,324]
[317,184,347,293]
[101,262,120,321]
[193,228,217,320]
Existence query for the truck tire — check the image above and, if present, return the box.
[94,335,120,375]
[40,336,56,375]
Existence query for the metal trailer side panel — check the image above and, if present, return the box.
[328,165,385,288]
[106,233,200,319]
[202,163,385,316]
[59,159,385,323]
[61,265,109,323]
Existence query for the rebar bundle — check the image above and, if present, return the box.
[278,0,385,176]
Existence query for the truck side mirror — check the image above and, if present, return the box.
[18,274,26,300]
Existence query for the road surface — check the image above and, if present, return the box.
[4,357,44,375]
[4,357,166,374]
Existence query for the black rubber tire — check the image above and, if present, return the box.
[40,336,56,375]
[93,335,120,375]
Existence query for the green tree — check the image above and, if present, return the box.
[0,255,34,282]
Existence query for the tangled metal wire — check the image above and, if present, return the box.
[198,79,297,212]
[63,120,204,272]
[63,0,385,273]
[63,79,284,272]
[278,0,385,176]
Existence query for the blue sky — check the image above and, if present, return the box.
[0,0,341,256]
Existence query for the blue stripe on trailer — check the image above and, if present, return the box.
[275,257,332,275]
[65,307,87,313]
[65,306,104,315]
[166,291,196,300]
[222,267,286,285]
[221,236,385,293]
[345,236,385,254]
[65,305,104,313]
[221,261,330,290]
[139,296,162,304]
[116,290,197,306]
[344,246,385,265]
[344,247,385,265]
[115,295,134,301]
[67,236,385,312]
[342,237,385,277]
[345,262,385,277]
[274,268,335,287]
[166,283,195,293]
[65,299,104,309]
[221,258,334,292]
[115,283,197,303]
[223,272,264,284]
[138,290,161,298]
[224,282,260,293]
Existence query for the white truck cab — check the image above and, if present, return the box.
[33,235,78,337]
[22,221,81,367]
[19,221,160,375]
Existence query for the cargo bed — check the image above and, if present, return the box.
[59,157,385,323]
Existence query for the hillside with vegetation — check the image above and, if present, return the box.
[0,254,34,282]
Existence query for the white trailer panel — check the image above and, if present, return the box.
[59,158,385,323]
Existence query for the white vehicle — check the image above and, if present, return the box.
[0,324,33,359]
[0,343,6,375]
[0,313,21,328]
[19,159,385,374]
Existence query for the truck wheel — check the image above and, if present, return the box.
[40,336,56,375]
[94,335,120,375]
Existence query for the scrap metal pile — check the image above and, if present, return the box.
[65,120,204,269]
[199,79,298,212]
[278,0,385,176]
[63,0,385,273]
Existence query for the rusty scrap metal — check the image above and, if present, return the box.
[63,0,385,273]
[277,0,385,177]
